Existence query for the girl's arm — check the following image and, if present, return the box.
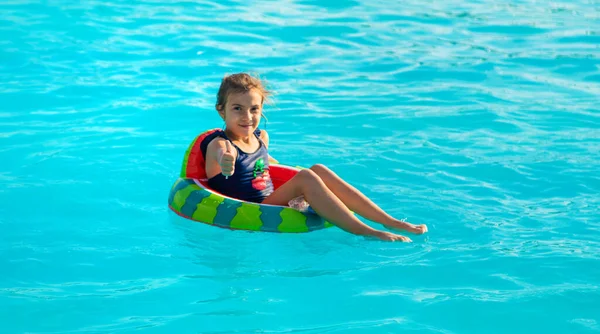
[269,155,279,164]
[259,130,279,164]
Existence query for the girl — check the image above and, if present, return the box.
[203,73,428,242]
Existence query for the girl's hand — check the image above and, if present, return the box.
[372,231,412,242]
[220,141,235,178]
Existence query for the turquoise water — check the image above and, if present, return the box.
[2,0,600,332]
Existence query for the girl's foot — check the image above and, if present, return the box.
[387,219,428,235]
[370,231,412,242]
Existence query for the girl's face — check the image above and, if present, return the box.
[219,89,263,139]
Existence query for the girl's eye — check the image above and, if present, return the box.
[233,107,241,111]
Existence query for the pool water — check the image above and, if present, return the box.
[1,0,599,333]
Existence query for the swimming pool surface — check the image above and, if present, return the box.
[1,0,599,333]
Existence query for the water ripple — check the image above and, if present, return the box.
[2,0,600,333]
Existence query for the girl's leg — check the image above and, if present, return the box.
[309,164,427,234]
[262,169,411,242]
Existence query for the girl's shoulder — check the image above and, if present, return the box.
[256,129,270,148]
[206,135,228,149]
[200,129,226,153]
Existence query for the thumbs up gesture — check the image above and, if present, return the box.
[220,140,235,178]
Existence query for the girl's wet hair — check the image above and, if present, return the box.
[215,73,270,111]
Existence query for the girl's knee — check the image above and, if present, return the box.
[298,168,322,185]
[309,164,328,174]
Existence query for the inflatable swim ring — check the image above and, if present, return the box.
[168,129,334,233]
